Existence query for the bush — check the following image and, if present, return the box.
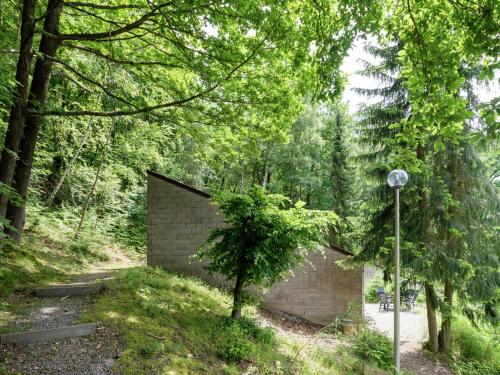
[217,317,276,363]
[141,341,165,357]
[353,328,393,370]
[451,316,500,375]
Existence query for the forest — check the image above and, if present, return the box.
[0,0,498,374]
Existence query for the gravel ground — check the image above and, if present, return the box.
[0,246,140,375]
[0,326,122,375]
[365,303,453,375]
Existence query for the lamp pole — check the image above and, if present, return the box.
[394,186,401,372]
[387,169,408,374]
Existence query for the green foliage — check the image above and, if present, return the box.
[196,186,337,287]
[217,317,276,363]
[451,316,500,375]
[352,328,394,370]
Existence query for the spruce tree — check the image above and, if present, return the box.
[353,40,499,352]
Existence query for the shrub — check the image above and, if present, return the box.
[451,316,500,375]
[141,341,165,357]
[353,328,393,370]
[217,316,276,363]
[217,320,255,362]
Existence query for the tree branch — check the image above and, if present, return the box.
[39,16,280,117]
[49,56,138,107]
[64,2,147,10]
[59,2,173,41]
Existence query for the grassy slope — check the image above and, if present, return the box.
[83,267,388,374]
[0,204,124,332]
[0,207,389,374]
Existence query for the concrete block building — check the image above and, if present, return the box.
[147,170,364,325]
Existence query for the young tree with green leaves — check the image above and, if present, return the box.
[195,187,337,319]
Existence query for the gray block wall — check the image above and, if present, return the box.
[147,172,363,325]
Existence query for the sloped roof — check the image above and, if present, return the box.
[147,170,353,256]
[147,170,211,198]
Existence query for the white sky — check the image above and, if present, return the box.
[341,39,499,115]
[341,39,380,114]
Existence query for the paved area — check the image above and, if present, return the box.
[365,303,453,374]
[365,303,428,353]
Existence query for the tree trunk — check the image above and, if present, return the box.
[4,0,63,241]
[424,283,439,353]
[0,0,37,219]
[439,280,453,352]
[76,137,109,235]
[46,119,93,206]
[231,269,245,320]
[261,144,273,190]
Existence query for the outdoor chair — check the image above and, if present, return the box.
[403,289,420,310]
[378,291,393,311]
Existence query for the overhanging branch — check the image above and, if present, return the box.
[39,16,280,117]
[59,2,173,41]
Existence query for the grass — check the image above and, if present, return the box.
[0,204,110,297]
[450,316,500,375]
[83,266,392,374]
[0,203,138,330]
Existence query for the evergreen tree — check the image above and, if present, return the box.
[353,40,499,352]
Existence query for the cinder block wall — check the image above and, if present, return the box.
[263,251,362,324]
[147,172,363,325]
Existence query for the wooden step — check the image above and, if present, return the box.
[0,323,97,344]
[32,284,103,297]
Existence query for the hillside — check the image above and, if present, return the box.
[0,211,393,375]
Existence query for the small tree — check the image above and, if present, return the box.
[195,186,337,319]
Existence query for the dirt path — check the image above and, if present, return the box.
[365,303,453,375]
[0,246,142,375]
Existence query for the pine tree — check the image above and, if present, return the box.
[353,40,499,352]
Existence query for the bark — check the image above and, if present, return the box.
[0,0,37,218]
[261,144,273,190]
[5,0,64,241]
[231,269,246,320]
[438,147,459,352]
[425,283,439,353]
[439,279,453,352]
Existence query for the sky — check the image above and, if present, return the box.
[341,39,380,115]
[340,39,499,115]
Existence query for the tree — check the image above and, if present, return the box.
[0,0,375,241]
[195,186,337,319]
[353,39,499,353]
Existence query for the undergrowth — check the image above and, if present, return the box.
[0,204,112,298]
[450,316,500,375]
[84,266,393,374]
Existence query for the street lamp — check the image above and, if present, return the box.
[387,169,408,374]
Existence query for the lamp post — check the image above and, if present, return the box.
[387,169,408,374]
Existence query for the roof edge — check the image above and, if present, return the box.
[327,245,353,256]
[147,170,211,198]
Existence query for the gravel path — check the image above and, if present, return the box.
[365,303,453,375]
[0,246,141,375]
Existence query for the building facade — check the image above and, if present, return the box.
[147,170,364,325]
